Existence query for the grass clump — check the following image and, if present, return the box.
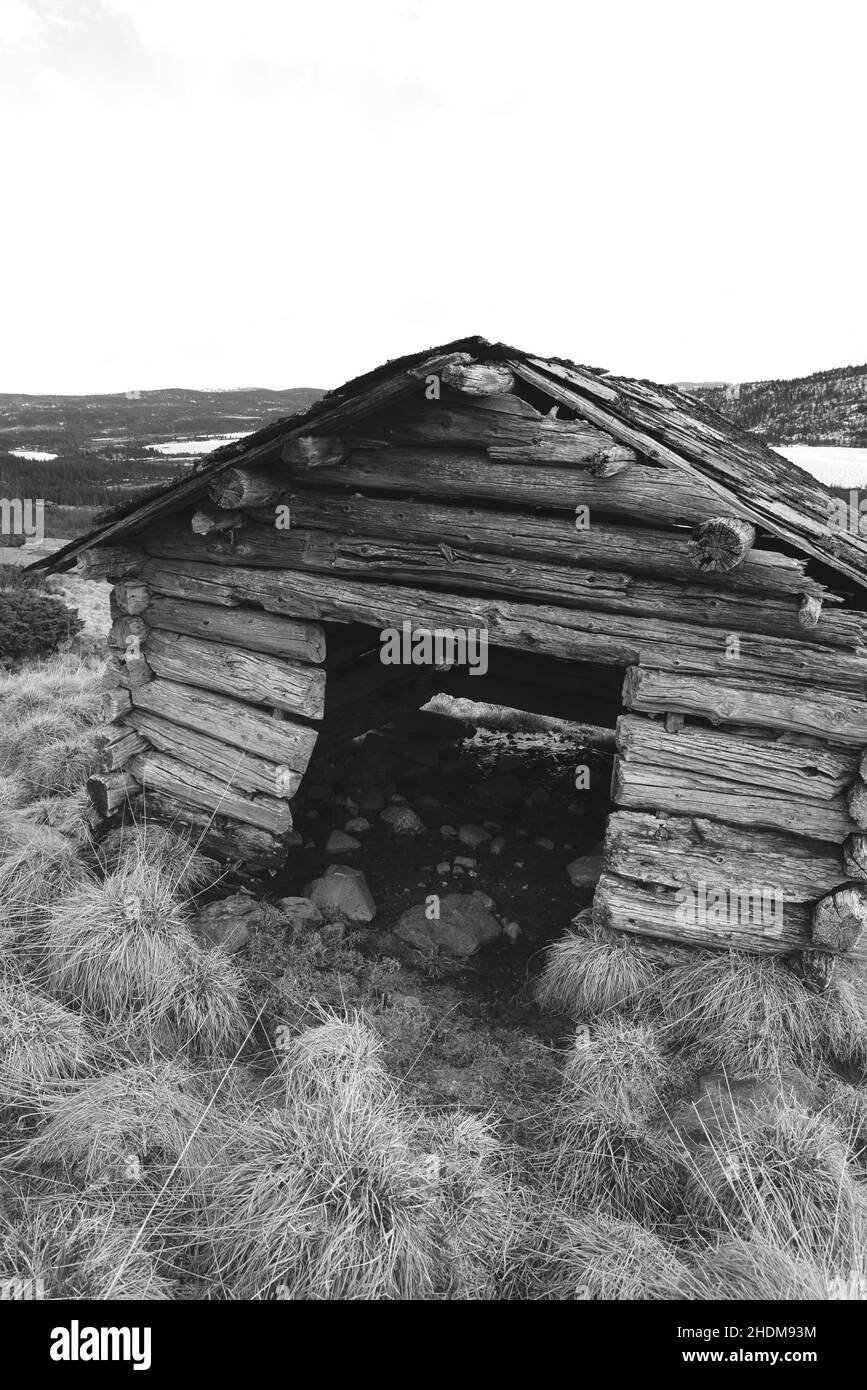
[683,1233,867,1301]
[561,1019,678,1121]
[205,1015,440,1299]
[95,821,223,896]
[542,1211,690,1300]
[26,1059,222,1184]
[655,950,817,1076]
[535,918,658,1020]
[0,824,89,935]
[686,1106,865,1261]
[0,968,99,1111]
[0,1197,172,1300]
[44,862,195,1029]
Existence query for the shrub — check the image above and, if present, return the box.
[0,590,83,663]
[0,563,45,589]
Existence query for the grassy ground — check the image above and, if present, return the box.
[0,650,865,1300]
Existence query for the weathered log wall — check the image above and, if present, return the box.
[79,364,867,964]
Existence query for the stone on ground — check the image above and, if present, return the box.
[325,829,361,854]
[275,896,324,932]
[380,804,426,835]
[394,892,502,957]
[194,894,262,953]
[566,847,604,888]
[305,865,377,924]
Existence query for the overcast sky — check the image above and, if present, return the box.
[2,0,865,394]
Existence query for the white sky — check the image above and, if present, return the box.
[1,0,865,393]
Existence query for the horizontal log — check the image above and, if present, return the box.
[611,755,858,843]
[87,769,140,817]
[616,714,858,800]
[144,597,326,663]
[812,885,867,952]
[287,448,739,528]
[138,791,288,869]
[130,751,292,835]
[439,361,516,395]
[282,435,350,469]
[124,709,301,800]
[131,678,317,772]
[144,629,326,719]
[688,517,756,573]
[136,542,867,695]
[593,871,815,955]
[603,810,845,903]
[141,794,288,867]
[136,541,866,650]
[624,666,867,746]
[265,490,827,599]
[191,503,243,534]
[350,396,598,451]
[76,546,145,581]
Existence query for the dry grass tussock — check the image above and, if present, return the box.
[95,821,224,896]
[0,1196,173,1299]
[535,917,659,1020]
[685,1103,866,1260]
[25,1058,226,1185]
[540,1211,690,1300]
[43,857,249,1057]
[0,963,101,1111]
[203,1013,529,1299]
[654,950,821,1075]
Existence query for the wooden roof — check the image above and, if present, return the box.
[34,335,867,593]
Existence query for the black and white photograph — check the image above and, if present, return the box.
[0,0,865,1350]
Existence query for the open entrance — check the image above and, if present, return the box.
[269,628,624,999]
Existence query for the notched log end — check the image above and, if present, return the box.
[811,883,867,952]
[688,516,757,573]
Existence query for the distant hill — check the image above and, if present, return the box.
[0,385,326,540]
[0,386,325,459]
[675,365,867,447]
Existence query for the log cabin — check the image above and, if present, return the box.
[34,336,867,978]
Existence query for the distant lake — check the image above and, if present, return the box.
[148,433,249,457]
[774,445,867,487]
[10,448,58,461]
